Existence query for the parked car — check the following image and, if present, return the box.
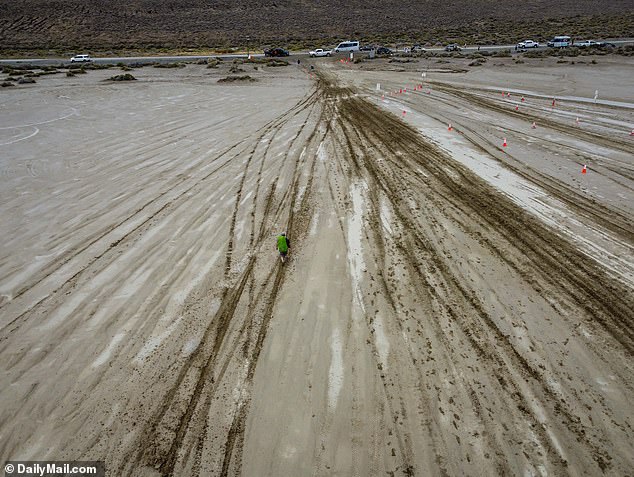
[445,43,462,52]
[309,48,332,57]
[516,40,539,49]
[412,45,426,52]
[375,47,393,55]
[334,41,360,53]
[70,54,92,63]
[575,40,616,48]
[359,45,375,51]
[264,48,290,57]
[574,40,595,48]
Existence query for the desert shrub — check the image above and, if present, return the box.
[514,59,525,64]
[5,76,18,81]
[108,73,136,81]
[557,59,568,63]
[207,59,220,68]
[266,59,288,67]
[66,71,75,77]
[18,77,36,84]
[229,65,245,73]
[492,49,511,57]
[591,59,598,64]
[615,45,634,56]
[153,62,185,68]
[218,75,255,83]
[1,82,14,87]
[195,59,208,65]
[389,58,414,63]
[469,58,486,66]
[524,50,547,58]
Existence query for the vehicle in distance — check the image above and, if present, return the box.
[412,45,426,52]
[574,40,596,48]
[334,41,360,53]
[360,45,375,51]
[375,47,393,55]
[547,36,572,48]
[516,40,539,49]
[309,48,332,57]
[264,48,290,57]
[70,54,92,63]
[574,40,616,48]
[445,43,462,51]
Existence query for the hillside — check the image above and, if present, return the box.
[1,0,633,54]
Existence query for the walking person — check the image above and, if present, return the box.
[277,232,290,263]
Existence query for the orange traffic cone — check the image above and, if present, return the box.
[448,123,453,131]
[521,96,525,102]
[630,129,634,136]
[531,122,537,129]
[402,110,407,116]
[552,98,556,107]
[503,137,507,147]
[515,106,519,111]
[582,164,587,174]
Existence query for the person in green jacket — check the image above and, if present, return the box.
[277,232,290,263]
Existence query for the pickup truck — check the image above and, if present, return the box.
[70,54,92,63]
[309,48,332,57]
[516,40,539,49]
[574,40,616,48]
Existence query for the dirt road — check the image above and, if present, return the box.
[1,57,633,476]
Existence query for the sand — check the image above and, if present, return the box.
[1,55,633,476]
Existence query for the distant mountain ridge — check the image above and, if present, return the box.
[1,0,633,52]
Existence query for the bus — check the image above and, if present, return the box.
[547,36,572,48]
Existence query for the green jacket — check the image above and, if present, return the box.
[277,235,289,253]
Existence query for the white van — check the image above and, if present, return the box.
[334,41,360,53]
[547,36,572,48]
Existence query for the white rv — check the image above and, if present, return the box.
[547,36,572,48]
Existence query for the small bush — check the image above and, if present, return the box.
[218,75,256,83]
[108,73,136,81]
[229,66,245,73]
[492,49,512,57]
[66,71,75,77]
[153,62,185,68]
[18,77,36,84]
[266,59,288,67]
[1,81,14,87]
